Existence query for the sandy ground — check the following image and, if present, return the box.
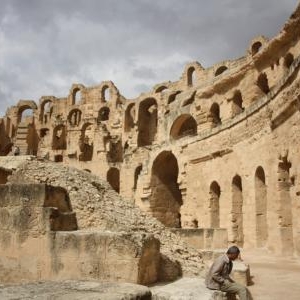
[242,249,300,300]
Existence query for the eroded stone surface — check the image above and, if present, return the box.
[0,281,152,300]
[151,278,227,300]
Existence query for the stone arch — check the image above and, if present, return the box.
[155,85,168,93]
[133,165,142,191]
[39,99,53,124]
[167,91,182,105]
[137,98,157,147]
[232,90,244,117]
[284,53,294,69]
[98,107,110,122]
[251,41,262,56]
[17,101,37,124]
[150,151,182,228]
[209,181,220,228]
[209,103,221,127]
[79,123,94,161]
[182,92,196,107]
[257,73,270,94]
[101,85,111,102]
[52,125,67,150]
[124,103,135,132]
[72,87,82,104]
[187,66,196,86]
[170,114,197,140]
[231,174,244,246]
[215,66,228,76]
[107,167,120,193]
[68,109,82,126]
[255,166,268,247]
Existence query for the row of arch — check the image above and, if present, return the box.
[71,84,113,105]
[113,150,293,250]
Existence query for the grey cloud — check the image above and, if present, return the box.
[0,0,298,116]
[132,66,157,80]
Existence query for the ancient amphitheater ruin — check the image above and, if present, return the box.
[0,2,300,299]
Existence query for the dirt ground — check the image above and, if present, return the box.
[242,249,300,300]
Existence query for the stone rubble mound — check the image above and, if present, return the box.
[7,157,205,277]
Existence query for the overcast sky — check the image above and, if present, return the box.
[0,0,298,116]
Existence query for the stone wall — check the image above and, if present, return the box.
[0,183,160,285]
[1,3,300,258]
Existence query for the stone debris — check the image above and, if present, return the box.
[5,157,205,278]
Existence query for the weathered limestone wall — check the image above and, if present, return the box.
[1,2,300,259]
[0,183,161,285]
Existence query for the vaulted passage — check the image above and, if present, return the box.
[150,151,182,228]
[209,181,220,228]
[137,98,157,147]
[231,175,244,246]
[170,114,197,140]
[107,167,120,193]
[255,166,268,247]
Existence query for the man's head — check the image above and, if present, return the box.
[226,246,240,261]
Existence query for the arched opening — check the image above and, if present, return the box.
[182,92,195,107]
[68,109,82,126]
[187,67,196,86]
[155,86,168,93]
[150,151,182,228]
[209,181,220,228]
[107,167,120,193]
[232,91,244,117]
[284,53,294,69]
[252,41,262,56]
[170,114,197,140]
[98,107,110,122]
[101,86,110,102]
[18,107,34,124]
[215,66,228,76]
[52,125,67,150]
[40,100,52,124]
[54,155,63,162]
[257,73,270,94]
[79,123,94,161]
[231,174,244,246]
[209,103,221,127]
[133,165,142,191]
[124,103,135,132]
[167,91,181,104]
[107,139,123,162]
[72,88,82,104]
[255,166,268,247]
[0,168,12,184]
[137,98,157,147]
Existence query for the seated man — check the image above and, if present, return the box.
[205,246,251,300]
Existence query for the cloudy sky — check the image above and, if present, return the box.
[0,0,298,116]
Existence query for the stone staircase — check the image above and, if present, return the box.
[14,122,29,155]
